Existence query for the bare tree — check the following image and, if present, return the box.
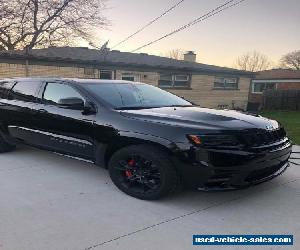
[235,51,272,72]
[162,49,184,60]
[0,0,109,50]
[280,50,300,70]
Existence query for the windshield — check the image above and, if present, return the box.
[84,82,192,109]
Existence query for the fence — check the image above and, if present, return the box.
[263,89,300,111]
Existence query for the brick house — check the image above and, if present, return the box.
[0,47,253,109]
[248,69,300,110]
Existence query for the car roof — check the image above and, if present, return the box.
[0,77,141,85]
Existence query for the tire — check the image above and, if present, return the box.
[108,144,179,200]
[0,134,16,153]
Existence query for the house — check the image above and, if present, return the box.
[248,69,300,111]
[0,47,254,109]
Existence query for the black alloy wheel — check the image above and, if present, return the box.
[108,145,179,200]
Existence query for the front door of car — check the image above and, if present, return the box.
[31,81,96,160]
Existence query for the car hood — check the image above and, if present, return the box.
[120,106,279,131]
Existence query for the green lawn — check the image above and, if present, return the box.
[260,111,300,145]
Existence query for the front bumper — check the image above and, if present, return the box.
[197,161,289,191]
[173,138,292,191]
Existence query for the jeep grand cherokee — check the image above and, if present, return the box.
[0,78,292,200]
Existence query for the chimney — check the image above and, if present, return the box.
[184,51,196,62]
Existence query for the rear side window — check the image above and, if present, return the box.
[10,81,41,102]
[0,81,15,99]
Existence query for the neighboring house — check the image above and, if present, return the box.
[248,69,300,110]
[0,47,253,109]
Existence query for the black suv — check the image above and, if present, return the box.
[0,78,292,200]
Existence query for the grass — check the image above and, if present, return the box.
[260,111,300,145]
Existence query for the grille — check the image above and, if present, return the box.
[239,128,286,147]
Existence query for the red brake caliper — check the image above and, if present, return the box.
[126,159,135,177]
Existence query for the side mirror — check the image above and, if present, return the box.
[82,101,97,115]
[58,97,85,110]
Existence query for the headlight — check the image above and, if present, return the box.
[187,134,240,148]
[187,135,202,145]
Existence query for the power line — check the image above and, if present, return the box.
[131,0,246,53]
[131,0,240,52]
[111,0,186,49]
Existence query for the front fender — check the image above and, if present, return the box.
[95,130,186,168]
[117,130,179,152]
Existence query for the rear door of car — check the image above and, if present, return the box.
[0,80,17,140]
[30,80,96,160]
[5,80,44,144]
[0,80,16,124]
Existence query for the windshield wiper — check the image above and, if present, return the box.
[162,105,194,108]
[115,104,195,110]
[115,106,160,110]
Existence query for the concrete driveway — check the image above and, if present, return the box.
[0,146,299,250]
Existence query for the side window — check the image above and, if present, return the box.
[0,81,15,99]
[10,81,41,102]
[43,82,84,105]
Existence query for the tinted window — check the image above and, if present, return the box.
[0,81,15,99]
[84,83,192,109]
[43,83,84,105]
[10,81,41,102]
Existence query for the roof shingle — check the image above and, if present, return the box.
[0,47,252,75]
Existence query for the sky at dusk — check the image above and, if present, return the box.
[90,0,300,67]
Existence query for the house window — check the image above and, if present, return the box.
[252,82,276,94]
[100,70,113,80]
[214,77,238,90]
[174,75,190,87]
[122,73,137,82]
[158,74,173,87]
[158,74,190,88]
